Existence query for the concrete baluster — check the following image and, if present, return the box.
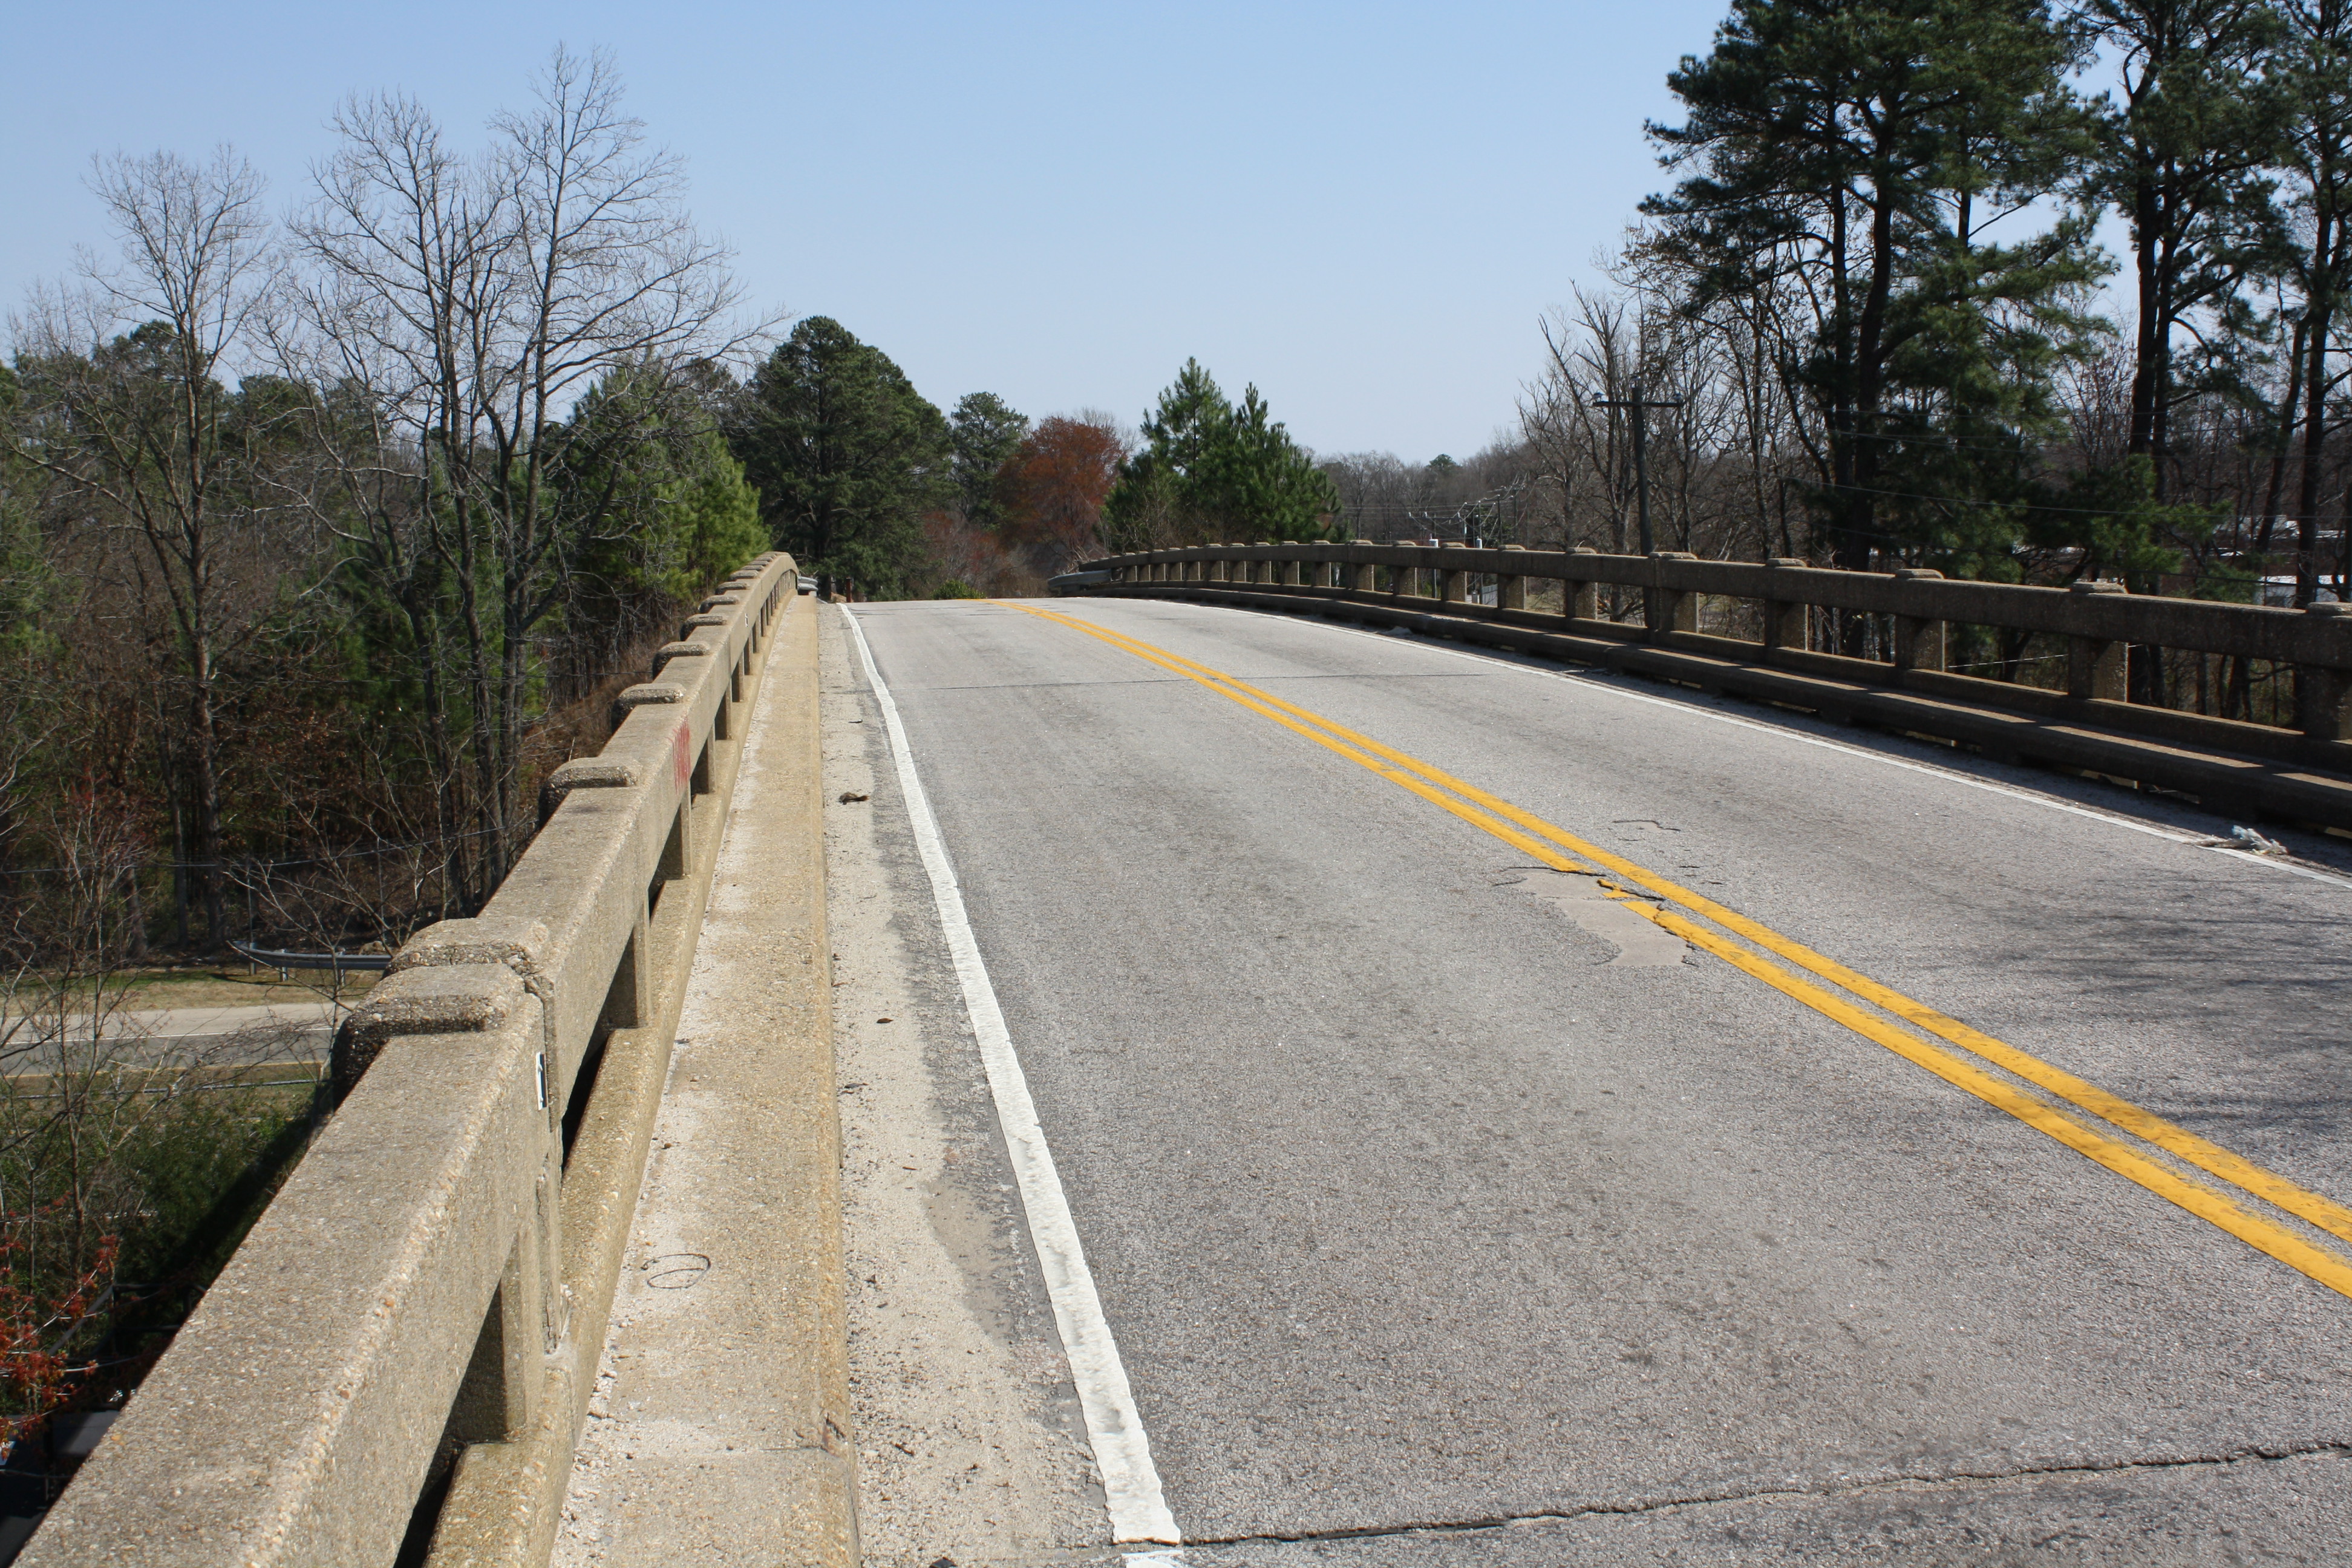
[1438,540,1467,603]
[1283,555,1304,587]
[1761,558,1809,652]
[1892,567,1947,671]
[1498,544,1527,610]
[2066,580,2129,701]
[2296,602,2352,739]
[1645,551,1699,641]
[1353,540,1378,593]
[1391,541,1422,599]
[446,1174,550,1452]
[1566,546,1600,621]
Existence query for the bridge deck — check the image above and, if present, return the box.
[589,595,2352,1565]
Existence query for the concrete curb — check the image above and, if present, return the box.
[539,583,858,1564]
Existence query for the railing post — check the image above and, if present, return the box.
[1391,541,1423,599]
[1439,540,1467,604]
[446,1178,552,1449]
[1565,546,1599,621]
[1892,567,1947,671]
[1282,553,1304,587]
[2297,602,2351,739]
[2066,579,2129,701]
[1498,544,1527,610]
[1353,540,1377,592]
[1645,551,1697,641]
[1762,558,1809,652]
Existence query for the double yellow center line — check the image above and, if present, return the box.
[1005,600,2352,1300]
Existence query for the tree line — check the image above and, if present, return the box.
[1509,0,2348,631]
[28,0,2330,951]
[1,54,1325,959]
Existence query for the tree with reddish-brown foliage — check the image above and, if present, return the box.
[0,1217,116,1449]
[997,414,1129,573]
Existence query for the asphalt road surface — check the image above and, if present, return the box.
[839,595,2352,1566]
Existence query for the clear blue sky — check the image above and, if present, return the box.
[1,1,1733,460]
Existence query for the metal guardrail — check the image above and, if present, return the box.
[1071,541,2352,827]
[25,554,802,1567]
[229,941,393,979]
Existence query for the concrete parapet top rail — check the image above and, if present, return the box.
[1088,542,2352,677]
[25,554,806,1567]
[1070,541,2352,828]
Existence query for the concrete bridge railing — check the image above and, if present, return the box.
[25,552,805,1567]
[1073,541,2352,827]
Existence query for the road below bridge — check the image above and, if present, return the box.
[808,597,2350,1564]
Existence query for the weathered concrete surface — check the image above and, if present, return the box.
[818,606,1116,1568]
[18,990,549,1567]
[849,595,2352,1562]
[554,595,857,1566]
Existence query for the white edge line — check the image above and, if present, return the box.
[840,604,1181,1546]
[1080,597,2352,892]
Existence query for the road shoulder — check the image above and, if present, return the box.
[822,603,1117,1568]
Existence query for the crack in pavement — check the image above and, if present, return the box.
[1167,1440,2352,1549]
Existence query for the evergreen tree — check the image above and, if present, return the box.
[2080,0,2287,480]
[0,365,53,659]
[564,370,766,605]
[949,391,1030,531]
[728,318,951,596]
[1645,0,2100,572]
[1103,361,1339,547]
[2262,0,2352,600]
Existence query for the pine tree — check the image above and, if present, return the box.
[1104,361,1339,546]
[1645,0,2099,573]
[727,318,952,596]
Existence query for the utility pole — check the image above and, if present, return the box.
[1595,383,1684,555]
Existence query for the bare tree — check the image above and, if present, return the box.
[289,47,764,901]
[9,149,292,946]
